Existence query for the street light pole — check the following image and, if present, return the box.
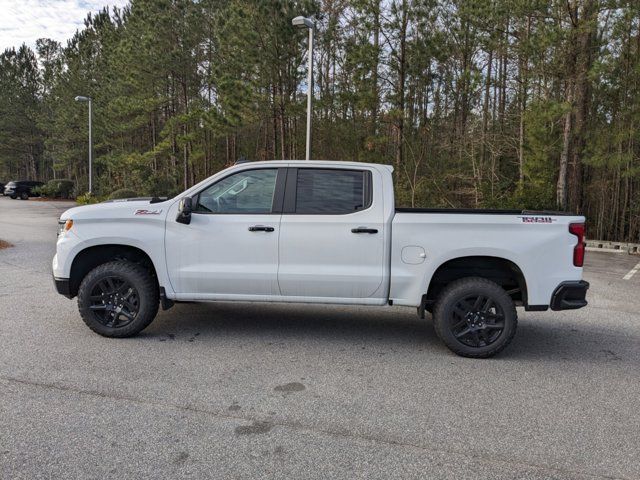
[292,16,315,160]
[74,96,92,193]
[88,98,92,194]
[304,26,314,161]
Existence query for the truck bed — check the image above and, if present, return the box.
[390,207,585,307]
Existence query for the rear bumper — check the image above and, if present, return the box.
[550,280,589,311]
[53,276,73,298]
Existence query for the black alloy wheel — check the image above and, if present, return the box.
[88,276,140,329]
[449,294,505,348]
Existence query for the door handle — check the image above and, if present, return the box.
[248,225,275,232]
[351,227,378,234]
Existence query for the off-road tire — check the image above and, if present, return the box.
[433,277,517,358]
[78,260,159,337]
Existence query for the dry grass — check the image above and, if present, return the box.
[0,240,13,250]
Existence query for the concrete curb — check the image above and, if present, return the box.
[586,240,640,255]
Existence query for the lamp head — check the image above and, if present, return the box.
[292,16,314,29]
[75,95,90,102]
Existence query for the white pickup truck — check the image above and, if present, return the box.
[53,161,588,357]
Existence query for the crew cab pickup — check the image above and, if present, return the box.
[53,161,588,357]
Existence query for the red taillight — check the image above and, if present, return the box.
[569,223,586,267]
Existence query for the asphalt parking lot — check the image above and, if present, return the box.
[1,196,639,480]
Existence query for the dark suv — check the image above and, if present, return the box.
[3,181,44,200]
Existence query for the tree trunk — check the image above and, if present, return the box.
[372,1,380,134]
[395,0,409,169]
[557,96,572,210]
[567,0,597,214]
[481,49,493,168]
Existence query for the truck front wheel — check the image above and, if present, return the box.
[433,277,517,358]
[77,260,159,337]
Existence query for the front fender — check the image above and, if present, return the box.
[54,224,172,296]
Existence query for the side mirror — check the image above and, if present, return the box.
[176,197,193,225]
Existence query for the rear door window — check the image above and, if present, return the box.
[294,169,370,214]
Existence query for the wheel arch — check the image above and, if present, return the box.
[423,255,528,309]
[69,244,159,298]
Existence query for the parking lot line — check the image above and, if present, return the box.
[623,260,640,280]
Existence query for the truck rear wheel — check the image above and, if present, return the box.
[77,260,159,337]
[433,277,517,358]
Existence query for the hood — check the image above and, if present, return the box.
[60,198,174,221]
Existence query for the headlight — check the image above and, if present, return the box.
[57,219,73,237]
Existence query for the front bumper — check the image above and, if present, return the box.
[550,280,589,311]
[53,276,73,299]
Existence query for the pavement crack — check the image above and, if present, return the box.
[1,375,629,480]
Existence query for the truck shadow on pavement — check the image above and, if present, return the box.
[150,302,441,350]
[144,302,637,364]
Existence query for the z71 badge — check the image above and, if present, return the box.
[519,216,556,224]
[134,209,162,215]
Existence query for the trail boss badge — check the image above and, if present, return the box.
[134,209,162,215]
[518,216,556,223]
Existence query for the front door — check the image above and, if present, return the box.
[277,167,385,300]
[165,167,284,297]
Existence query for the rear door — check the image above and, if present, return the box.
[277,167,386,300]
